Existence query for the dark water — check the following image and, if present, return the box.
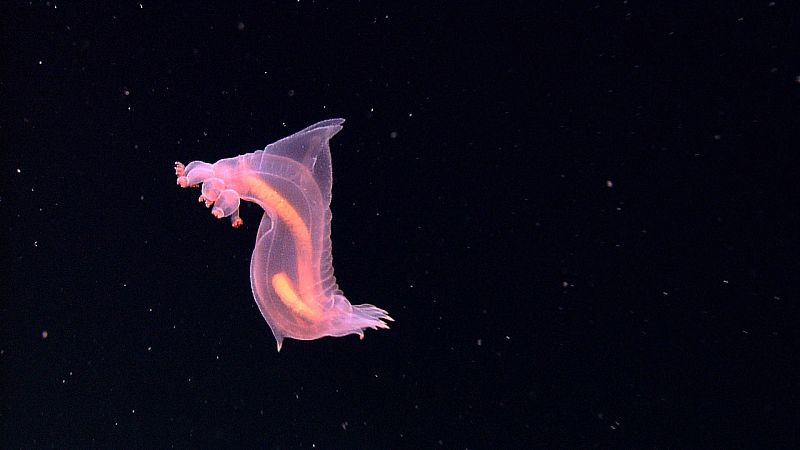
[3,1,798,447]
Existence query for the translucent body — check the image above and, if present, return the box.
[175,119,392,350]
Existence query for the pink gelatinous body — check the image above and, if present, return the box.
[175,119,392,350]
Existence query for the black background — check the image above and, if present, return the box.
[3,1,798,448]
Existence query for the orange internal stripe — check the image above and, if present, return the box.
[271,272,323,321]
[244,173,320,316]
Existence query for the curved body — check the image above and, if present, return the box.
[175,119,392,351]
